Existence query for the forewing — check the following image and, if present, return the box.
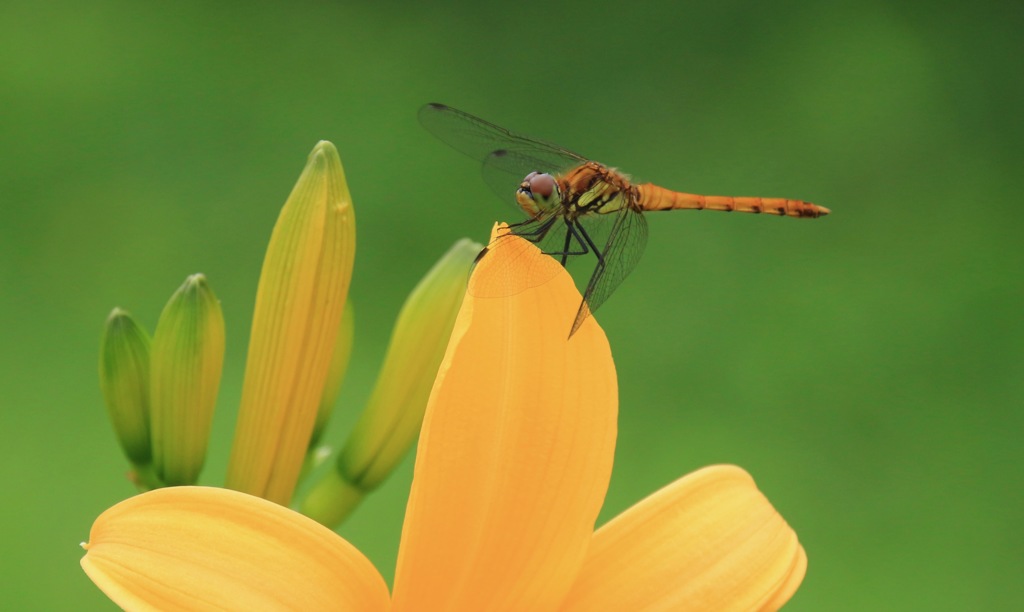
[419,103,586,168]
[420,103,591,216]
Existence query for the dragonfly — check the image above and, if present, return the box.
[419,102,830,337]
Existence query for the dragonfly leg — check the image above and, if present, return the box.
[510,216,557,241]
[573,220,606,269]
[541,219,590,266]
[558,223,574,265]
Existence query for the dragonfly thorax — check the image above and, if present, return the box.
[561,162,636,218]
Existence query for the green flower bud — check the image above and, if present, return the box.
[150,274,225,486]
[303,238,480,526]
[98,309,152,469]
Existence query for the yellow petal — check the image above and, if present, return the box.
[392,228,618,611]
[80,486,389,611]
[559,465,806,612]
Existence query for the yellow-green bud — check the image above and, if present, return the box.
[302,238,480,526]
[226,141,355,505]
[149,274,225,486]
[98,308,152,468]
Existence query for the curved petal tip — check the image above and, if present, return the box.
[560,465,805,611]
[81,486,389,611]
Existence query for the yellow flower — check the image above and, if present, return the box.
[81,231,805,611]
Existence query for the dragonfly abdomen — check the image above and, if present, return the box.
[636,183,829,218]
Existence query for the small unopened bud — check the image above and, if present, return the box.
[99,309,152,470]
[149,274,225,486]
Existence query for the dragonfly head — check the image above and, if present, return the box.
[516,172,561,217]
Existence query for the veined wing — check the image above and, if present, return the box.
[571,208,649,336]
[419,103,586,174]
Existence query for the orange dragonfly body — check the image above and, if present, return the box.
[419,103,829,336]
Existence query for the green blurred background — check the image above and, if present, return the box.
[2,0,1020,609]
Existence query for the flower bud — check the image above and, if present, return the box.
[303,238,480,526]
[150,274,225,486]
[226,141,355,505]
[98,308,152,469]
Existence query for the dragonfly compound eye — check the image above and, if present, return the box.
[528,173,557,200]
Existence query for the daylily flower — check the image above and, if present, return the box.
[82,229,805,610]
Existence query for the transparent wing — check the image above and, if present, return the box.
[421,103,590,213]
[570,208,649,336]
[419,103,587,169]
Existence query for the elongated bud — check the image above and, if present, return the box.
[226,141,355,505]
[150,274,225,486]
[302,238,480,526]
[99,309,152,469]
